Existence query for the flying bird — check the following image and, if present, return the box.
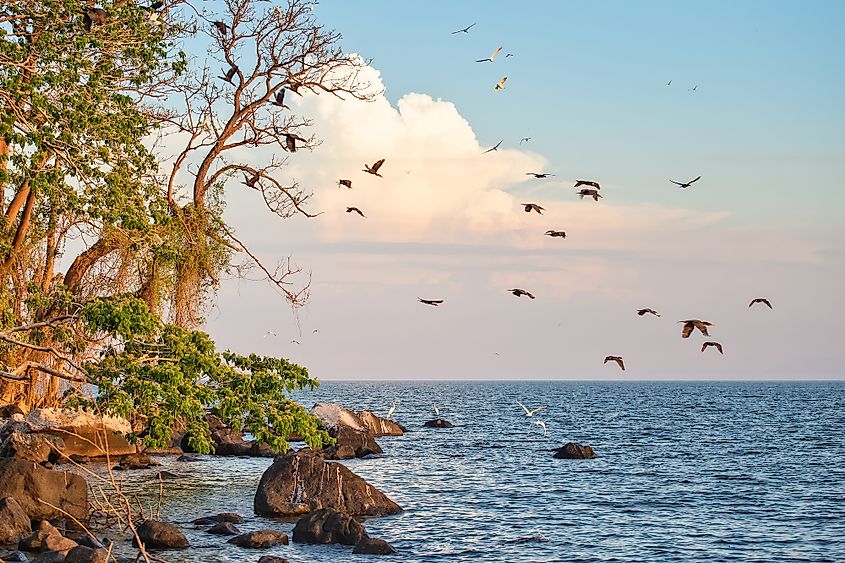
[701,341,723,354]
[637,308,660,317]
[338,179,352,189]
[242,173,259,188]
[363,158,385,177]
[522,203,544,214]
[544,230,566,238]
[576,189,602,201]
[220,64,238,84]
[670,176,701,189]
[749,298,772,309]
[519,137,532,144]
[212,20,227,36]
[84,8,108,31]
[433,403,440,416]
[526,173,555,178]
[484,140,503,153]
[517,401,546,417]
[494,76,508,91]
[418,298,444,306]
[291,339,301,345]
[679,319,713,338]
[604,356,625,371]
[346,207,366,217]
[271,89,289,109]
[534,419,547,436]
[666,79,672,86]
[574,180,601,190]
[386,400,397,419]
[505,53,514,58]
[262,331,277,338]
[508,288,535,299]
[284,133,305,152]
[476,47,503,63]
[451,22,476,34]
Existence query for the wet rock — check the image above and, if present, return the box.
[227,530,288,548]
[43,534,78,552]
[71,535,104,549]
[133,520,189,550]
[113,452,160,470]
[322,425,382,460]
[19,521,67,552]
[156,470,179,480]
[424,419,454,428]
[65,545,110,563]
[257,557,290,563]
[0,459,87,521]
[0,404,25,419]
[356,410,405,437]
[31,551,68,563]
[0,549,28,561]
[353,537,397,555]
[255,450,402,517]
[0,496,32,545]
[292,508,368,545]
[206,522,240,536]
[192,512,244,525]
[176,454,203,462]
[553,442,596,459]
[68,454,89,464]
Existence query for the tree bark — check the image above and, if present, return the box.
[63,236,121,294]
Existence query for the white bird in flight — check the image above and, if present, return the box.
[534,419,547,436]
[263,331,277,338]
[476,47,503,63]
[386,400,397,419]
[433,403,440,417]
[517,400,546,417]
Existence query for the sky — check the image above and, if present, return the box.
[189,0,845,380]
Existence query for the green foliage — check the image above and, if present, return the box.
[71,296,330,454]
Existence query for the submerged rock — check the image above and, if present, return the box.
[227,530,288,548]
[192,512,244,525]
[424,418,454,428]
[133,520,189,550]
[258,557,290,563]
[291,508,368,545]
[353,537,397,555]
[553,442,596,459]
[206,522,240,536]
[113,452,160,471]
[254,450,403,517]
[0,496,32,545]
[64,545,110,563]
[0,459,88,521]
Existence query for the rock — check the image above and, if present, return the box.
[0,427,64,463]
[257,557,290,563]
[0,496,32,545]
[133,520,189,550]
[0,404,25,419]
[0,550,28,561]
[113,452,159,470]
[553,442,596,459]
[423,419,454,428]
[322,425,382,460]
[69,454,89,464]
[42,534,78,552]
[176,454,203,462]
[71,535,104,549]
[353,537,397,555]
[291,509,368,545]
[31,551,68,563]
[0,459,87,521]
[192,512,243,525]
[206,522,240,536]
[0,408,135,459]
[65,546,110,563]
[227,530,288,548]
[356,411,405,437]
[254,450,402,518]
[19,520,63,551]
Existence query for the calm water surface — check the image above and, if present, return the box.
[99,381,845,562]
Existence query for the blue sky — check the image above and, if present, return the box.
[192,1,844,379]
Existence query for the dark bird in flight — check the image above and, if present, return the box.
[574,180,601,190]
[242,173,259,188]
[418,298,444,306]
[577,189,602,201]
[212,20,228,36]
[338,179,352,189]
[291,339,301,345]
[522,203,544,214]
[220,64,238,84]
[526,172,555,178]
[544,230,566,238]
[346,207,365,217]
[476,47,503,63]
[749,298,772,309]
[690,85,698,92]
[84,8,108,31]
[679,319,713,338]
[484,140,503,153]
[451,22,476,34]
[670,176,701,189]
[505,53,514,58]
[508,288,535,299]
[494,76,508,91]
[637,308,660,317]
[271,89,289,109]
[519,137,532,144]
[666,79,672,86]
[284,133,306,152]
[701,341,723,354]
[604,356,625,371]
[363,158,385,177]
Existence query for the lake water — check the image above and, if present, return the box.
[101,380,845,562]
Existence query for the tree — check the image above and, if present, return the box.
[0,0,370,450]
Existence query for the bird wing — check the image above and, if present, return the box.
[689,176,702,184]
[529,405,546,415]
[715,343,723,354]
[670,180,684,186]
[616,358,625,371]
[371,158,385,172]
[762,299,772,309]
[526,292,535,299]
[700,343,708,352]
[697,324,710,336]
[681,322,694,338]
[434,404,440,416]
[516,400,531,415]
[490,47,502,61]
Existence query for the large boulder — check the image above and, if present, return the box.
[0,408,135,460]
[206,522,240,536]
[356,411,405,437]
[64,545,110,563]
[291,508,367,545]
[133,520,189,550]
[180,423,275,457]
[19,521,77,553]
[353,537,396,555]
[254,450,402,518]
[227,530,288,548]
[0,459,88,521]
[553,442,596,459]
[423,419,454,428]
[0,426,64,463]
[322,425,382,460]
[0,496,32,545]
[0,404,25,419]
